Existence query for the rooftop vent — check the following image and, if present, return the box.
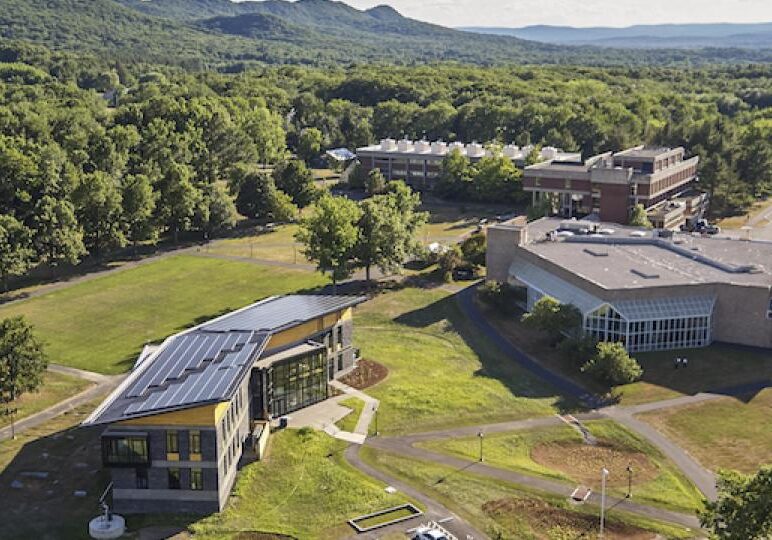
[630,269,660,279]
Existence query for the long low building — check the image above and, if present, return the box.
[487,218,772,352]
[83,294,366,514]
[356,138,580,190]
[523,146,701,225]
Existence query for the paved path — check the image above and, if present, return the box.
[0,365,124,442]
[344,444,487,540]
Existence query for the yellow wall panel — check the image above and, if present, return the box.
[266,311,346,350]
[118,402,226,427]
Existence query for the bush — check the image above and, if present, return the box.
[581,342,643,385]
[460,231,486,267]
[557,334,598,367]
[438,245,462,282]
[521,296,582,344]
[478,281,525,316]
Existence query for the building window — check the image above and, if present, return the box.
[190,468,203,491]
[337,354,343,371]
[767,298,772,319]
[135,467,148,489]
[336,326,343,350]
[168,468,181,490]
[102,436,149,467]
[166,430,179,454]
[189,430,201,458]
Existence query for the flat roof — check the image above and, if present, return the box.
[84,295,366,426]
[520,218,772,290]
[616,147,675,159]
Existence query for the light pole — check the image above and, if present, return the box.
[626,463,633,498]
[478,431,484,462]
[600,467,609,539]
[372,404,378,436]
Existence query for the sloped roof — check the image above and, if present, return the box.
[84,295,366,426]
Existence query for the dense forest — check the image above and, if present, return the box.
[0,38,770,286]
[2,0,772,67]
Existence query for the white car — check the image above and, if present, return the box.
[412,526,449,540]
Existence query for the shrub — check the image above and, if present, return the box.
[460,231,486,267]
[521,296,582,344]
[581,342,643,385]
[478,281,525,315]
[558,333,599,367]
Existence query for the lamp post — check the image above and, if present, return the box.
[478,431,484,462]
[626,463,633,498]
[372,404,378,436]
[600,467,609,539]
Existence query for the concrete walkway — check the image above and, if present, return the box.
[0,364,124,442]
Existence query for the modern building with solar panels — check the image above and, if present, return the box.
[487,217,772,352]
[83,294,366,514]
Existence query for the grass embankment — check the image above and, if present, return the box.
[335,397,366,432]
[482,300,772,405]
[354,286,561,435]
[360,446,696,540]
[0,371,92,428]
[0,255,326,374]
[419,419,704,514]
[191,429,408,539]
[207,224,309,265]
[717,197,772,229]
[639,388,772,474]
[0,396,111,539]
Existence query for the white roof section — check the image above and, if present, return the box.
[509,257,604,314]
[357,138,580,162]
[612,296,716,321]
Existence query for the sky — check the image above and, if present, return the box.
[336,0,772,28]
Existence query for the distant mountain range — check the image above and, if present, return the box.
[1,0,771,67]
[461,23,772,50]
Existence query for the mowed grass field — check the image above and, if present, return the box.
[191,429,408,539]
[354,286,561,435]
[0,371,92,427]
[419,419,704,513]
[360,447,695,540]
[638,388,772,474]
[0,255,326,374]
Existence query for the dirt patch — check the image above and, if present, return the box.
[483,497,659,540]
[339,359,388,389]
[531,440,659,488]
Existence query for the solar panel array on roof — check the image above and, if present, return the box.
[203,295,366,333]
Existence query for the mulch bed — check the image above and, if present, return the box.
[483,498,658,539]
[339,359,388,389]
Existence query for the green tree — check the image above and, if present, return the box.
[295,194,361,288]
[347,163,368,190]
[460,232,486,267]
[700,466,772,540]
[200,183,238,237]
[33,196,86,272]
[436,148,471,199]
[472,152,523,203]
[273,160,317,207]
[73,172,125,257]
[629,203,653,228]
[159,163,200,244]
[121,174,157,251]
[581,342,643,385]
[297,127,323,164]
[438,244,463,282]
[521,296,582,344]
[234,168,298,222]
[365,168,387,196]
[0,316,48,423]
[242,104,287,165]
[0,215,34,292]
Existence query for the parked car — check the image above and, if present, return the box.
[452,266,476,281]
[412,526,449,540]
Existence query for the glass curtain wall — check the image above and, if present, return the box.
[269,351,328,417]
[584,301,713,353]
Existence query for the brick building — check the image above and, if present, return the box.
[523,146,701,226]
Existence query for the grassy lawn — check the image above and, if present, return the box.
[335,397,365,432]
[418,203,505,246]
[0,255,326,374]
[360,446,696,539]
[418,419,704,514]
[1,396,111,540]
[0,371,92,428]
[354,286,563,435]
[638,388,772,474]
[207,224,310,265]
[482,300,772,406]
[191,429,408,539]
[717,197,772,229]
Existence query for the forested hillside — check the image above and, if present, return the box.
[0,40,770,287]
[1,0,771,67]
